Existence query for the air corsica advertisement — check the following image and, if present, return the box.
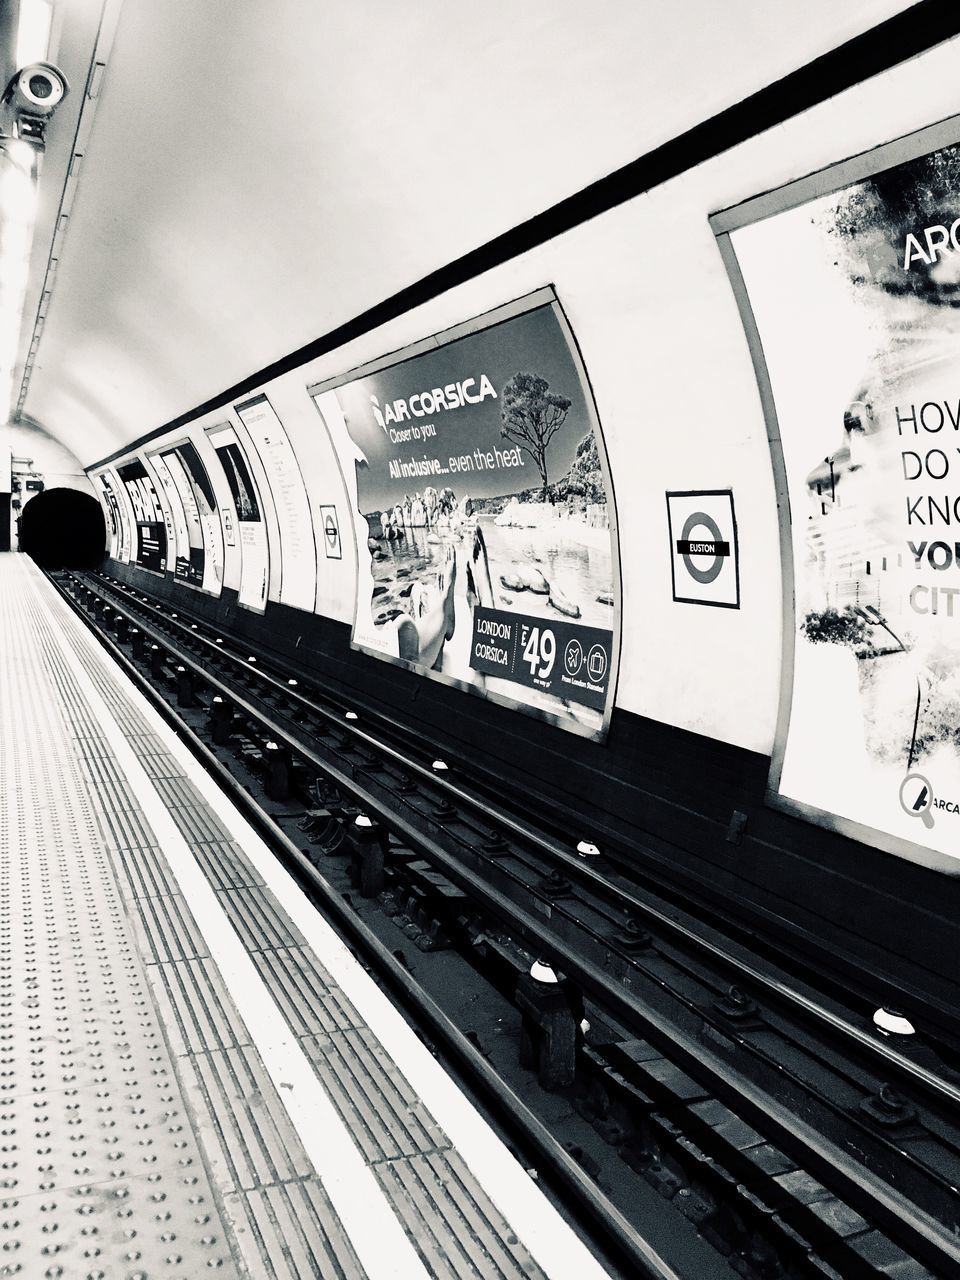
[116,458,167,573]
[313,297,619,739]
[731,136,960,865]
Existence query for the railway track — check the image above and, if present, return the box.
[54,567,960,1278]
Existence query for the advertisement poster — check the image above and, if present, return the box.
[723,123,960,868]
[235,394,318,613]
[116,458,167,573]
[96,470,130,563]
[207,423,269,613]
[160,441,224,596]
[311,292,620,740]
[146,451,192,580]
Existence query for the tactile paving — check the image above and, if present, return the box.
[300,1028,448,1163]
[0,561,243,1278]
[229,1178,366,1280]
[190,840,265,893]
[25,569,375,1279]
[374,1149,547,1280]
[178,1045,316,1189]
[25,562,563,1280]
[215,887,307,952]
[146,958,253,1057]
[250,947,362,1037]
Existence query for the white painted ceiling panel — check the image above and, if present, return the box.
[20,0,915,465]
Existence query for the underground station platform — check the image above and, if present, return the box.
[0,552,611,1279]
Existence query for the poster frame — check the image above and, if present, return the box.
[307,284,623,742]
[204,420,270,614]
[665,488,740,609]
[114,455,168,577]
[318,504,342,560]
[233,391,320,613]
[144,446,194,586]
[95,468,131,563]
[154,435,226,598]
[711,110,960,873]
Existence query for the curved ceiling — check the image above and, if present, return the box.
[17,0,915,467]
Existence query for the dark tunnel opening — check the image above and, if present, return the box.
[19,488,107,569]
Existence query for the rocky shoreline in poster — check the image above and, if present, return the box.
[314,298,619,739]
[730,132,960,864]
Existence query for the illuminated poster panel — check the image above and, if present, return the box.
[310,288,620,741]
[146,451,192,580]
[160,442,224,596]
[715,116,960,871]
[106,465,136,564]
[206,422,269,613]
[116,458,167,573]
[96,470,130,563]
[234,394,318,612]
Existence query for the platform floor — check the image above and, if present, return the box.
[0,554,612,1280]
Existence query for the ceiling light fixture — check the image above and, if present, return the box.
[0,0,53,425]
[0,140,38,422]
[15,0,53,70]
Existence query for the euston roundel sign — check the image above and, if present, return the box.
[666,490,740,608]
[679,511,727,584]
[318,504,342,559]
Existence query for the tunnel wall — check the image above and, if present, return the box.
[90,38,960,1012]
[4,421,95,550]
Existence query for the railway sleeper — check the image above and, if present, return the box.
[377,860,466,952]
[466,926,532,995]
[575,1043,934,1278]
[302,808,349,855]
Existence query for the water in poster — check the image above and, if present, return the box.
[315,300,618,738]
[732,139,960,861]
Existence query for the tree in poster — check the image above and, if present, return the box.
[499,371,571,501]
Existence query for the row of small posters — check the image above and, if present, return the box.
[98,419,332,614]
[95,290,629,742]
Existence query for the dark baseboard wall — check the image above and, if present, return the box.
[104,556,960,1030]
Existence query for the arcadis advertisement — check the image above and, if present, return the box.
[311,289,620,739]
[116,458,167,573]
[721,119,960,870]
